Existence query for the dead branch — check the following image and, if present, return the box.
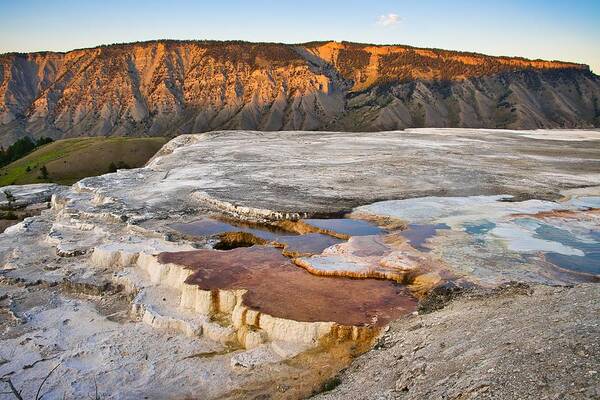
[0,377,23,400]
[35,363,60,400]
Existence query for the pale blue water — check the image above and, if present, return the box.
[533,223,600,275]
[566,196,600,209]
[463,220,496,235]
[302,219,384,236]
[459,216,599,276]
[545,252,600,275]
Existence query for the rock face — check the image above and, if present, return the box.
[1,40,599,145]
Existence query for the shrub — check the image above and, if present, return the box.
[3,189,16,210]
[39,165,49,180]
[108,161,131,173]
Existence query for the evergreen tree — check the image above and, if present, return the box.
[0,137,55,168]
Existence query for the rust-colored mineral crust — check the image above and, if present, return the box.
[158,246,417,326]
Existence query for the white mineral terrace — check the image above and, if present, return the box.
[0,129,599,398]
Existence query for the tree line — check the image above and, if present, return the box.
[0,137,53,168]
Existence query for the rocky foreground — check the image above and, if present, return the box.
[0,128,599,399]
[317,283,600,400]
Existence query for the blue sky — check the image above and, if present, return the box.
[1,0,599,73]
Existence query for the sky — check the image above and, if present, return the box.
[1,0,599,73]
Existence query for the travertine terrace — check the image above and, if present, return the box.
[0,128,599,399]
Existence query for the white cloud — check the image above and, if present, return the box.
[377,13,401,27]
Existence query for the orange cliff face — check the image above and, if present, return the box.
[303,41,589,91]
[0,42,340,129]
[0,40,597,144]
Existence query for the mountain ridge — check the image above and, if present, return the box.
[1,40,598,145]
[1,39,591,69]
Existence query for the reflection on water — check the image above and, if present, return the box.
[535,224,594,251]
[171,218,344,255]
[302,219,384,236]
[400,223,450,251]
[534,223,600,275]
[171,218,293,241]
[278,233,343,255]
[545,252,600,275]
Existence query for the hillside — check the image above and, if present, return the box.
[0,136,168,186]
[1,40,599,145]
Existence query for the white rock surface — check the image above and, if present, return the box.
[295,235,423,281]
[0,183,65,208]
[1,129,599,399]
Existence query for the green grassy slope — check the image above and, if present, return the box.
[0,136,169,186]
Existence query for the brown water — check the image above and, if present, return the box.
[158,246,417,326]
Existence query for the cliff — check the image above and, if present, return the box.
[1,40,599,144]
